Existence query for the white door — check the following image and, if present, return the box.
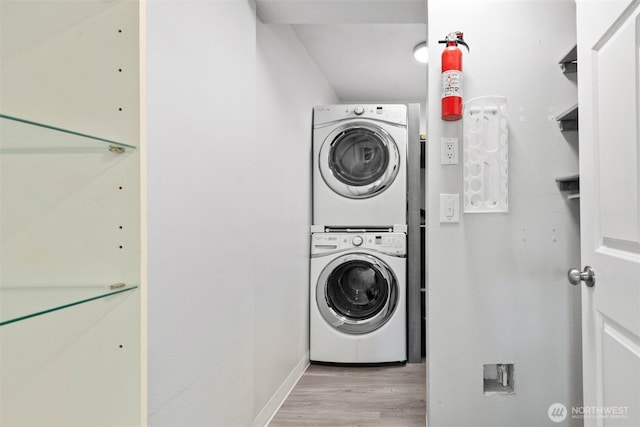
[577,0,640,425]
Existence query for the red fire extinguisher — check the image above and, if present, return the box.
[439,31,469,121]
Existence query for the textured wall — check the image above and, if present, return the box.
[426,1,582,426]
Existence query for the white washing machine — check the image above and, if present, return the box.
[310,232,406,363]
[313,104,407,228]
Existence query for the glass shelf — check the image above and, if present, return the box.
[0,284,138,326]
[0,114,136,153]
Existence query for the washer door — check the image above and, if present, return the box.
[316,253,399,334]
[319,122,400,199]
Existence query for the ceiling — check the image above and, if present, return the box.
[256,0,428,103]
[292,24,427,103]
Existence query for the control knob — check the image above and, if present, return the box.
[354,105,365,115]
[352,235,364,246]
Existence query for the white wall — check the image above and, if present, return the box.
[147,1,257,424]
[427,1,582,426]
[254,21,339,422]
[146,1,337,425]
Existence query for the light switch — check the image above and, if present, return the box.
[440,194,460,223]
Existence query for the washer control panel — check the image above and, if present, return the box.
[311,232,406,256]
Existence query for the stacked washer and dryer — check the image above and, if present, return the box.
[310,104,408,364]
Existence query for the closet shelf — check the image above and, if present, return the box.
[0,114,136,153]
[556,173,580,192]
[556,174,580,200]
[556,104,578,131]
[0,284,138,326]
[559,45,577,73]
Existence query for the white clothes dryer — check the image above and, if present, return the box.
[313,104,407,228]
[310,232,406,364]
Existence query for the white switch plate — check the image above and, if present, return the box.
[440,194,460,223]
[441,137,459,164]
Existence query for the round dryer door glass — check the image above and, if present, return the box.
[330,128,389,186]
[317,253,399,334]
[320,123,400,199]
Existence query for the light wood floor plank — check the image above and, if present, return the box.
[269,362,426,426]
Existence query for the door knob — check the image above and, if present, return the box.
[568,266,595,287]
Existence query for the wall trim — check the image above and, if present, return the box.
[253,352,310,427]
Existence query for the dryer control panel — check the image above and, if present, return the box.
[314,104,407,126]
[311,232,406,256]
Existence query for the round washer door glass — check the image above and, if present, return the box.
[319,122,400,199]
[317,253,399,334]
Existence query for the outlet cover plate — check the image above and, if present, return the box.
[440,193,460,223]
[441,137,459,165]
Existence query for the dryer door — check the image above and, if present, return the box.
[319,122,400,199]
[316,253,399,334]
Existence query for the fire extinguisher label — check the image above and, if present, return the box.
[442,70,463,98]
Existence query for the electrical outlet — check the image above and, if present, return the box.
[441,137,459,165]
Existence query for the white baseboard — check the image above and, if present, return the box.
[253,351,310,427]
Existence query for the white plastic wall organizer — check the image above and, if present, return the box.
[463,96,508,213]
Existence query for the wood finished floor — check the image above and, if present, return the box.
[269,361,426,426]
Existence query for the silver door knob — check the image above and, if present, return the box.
[568,266,595,287]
